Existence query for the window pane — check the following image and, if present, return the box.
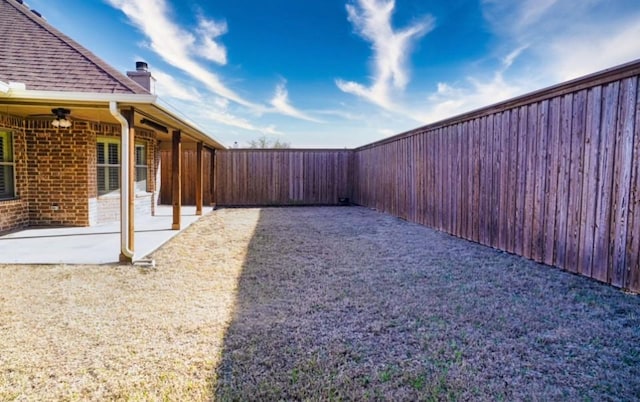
[96,143,105,164]
[135,145,146,165]
[0,165,14,198]
[97,166,106,193]
[0,133,12,163]
[135,166,148,192]
[108,166,119,190]
[108,143,119,165]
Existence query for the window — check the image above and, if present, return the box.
[135,143,148,192]
[97,138,120,195]
[0,131,15,200]
[97,138,148,195]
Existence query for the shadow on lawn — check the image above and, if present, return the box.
[212,207,640,401]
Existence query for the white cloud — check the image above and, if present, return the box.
[336,0,435,110]
[195,16,228,65]
[201,110,284,135]
[416,71,523,124]
[502,45,529,69]
[106,0,257,108]
[269,82,322,123]
[482,0,559,34]
[416,0,640,126]
[312,109,365,121]
[481,0,640,83]
[546,16,640,81]
[152,69,201,101]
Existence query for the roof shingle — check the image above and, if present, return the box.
[0,0,148,94]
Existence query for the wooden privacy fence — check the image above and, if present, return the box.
[159,145,213,205]
[353,60,640,292]
[215,150,353,206]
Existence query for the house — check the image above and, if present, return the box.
[0,0,224,262]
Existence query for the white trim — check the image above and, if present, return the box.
[2,88,157,103]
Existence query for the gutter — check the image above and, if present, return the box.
[109,101,134,261]
[1,88,157,103]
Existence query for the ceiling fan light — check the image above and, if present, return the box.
[51,119,60,128]
[59,119,72,128]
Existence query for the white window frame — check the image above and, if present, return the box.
[97,138,149,195]
[0,131,16,200]
[134,142,148,193]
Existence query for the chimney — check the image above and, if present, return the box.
[127,61,156,93]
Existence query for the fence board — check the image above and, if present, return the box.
[515,107,528,255]
[544,97,562,266]
[490,114,501,247]
[498,112,510,251]
[523,103,537,258]
[532,100,550,262]
[554,94,573,268]
[610,77,637,287]
[566,91,587,273]
[471,118,481,242]
[507,110,519,254]
[579,86,603,277]
[593,81,620,282]
[462,121,472,239]
[626,83,640,290]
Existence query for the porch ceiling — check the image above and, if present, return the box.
[0,99,225,149]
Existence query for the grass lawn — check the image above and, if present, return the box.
[1,207,639,400]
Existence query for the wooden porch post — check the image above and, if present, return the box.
[211,149,216,207]
[196,142,203,215]
[171,130,182,230]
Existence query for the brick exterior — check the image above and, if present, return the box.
[0,199,28,232]
[25,120,92,226]
[0,113,28,233]
[0,112,160,233]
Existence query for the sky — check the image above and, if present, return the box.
[24,0,640,148]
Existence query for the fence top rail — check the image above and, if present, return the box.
[355,57,640,151]
[220,148,355,153]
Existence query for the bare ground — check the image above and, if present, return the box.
[1,207,639,401]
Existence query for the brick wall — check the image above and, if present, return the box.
[25,120,91,226]
[23,121,160,227]
[1,116,160,231]
[0,113,28,233]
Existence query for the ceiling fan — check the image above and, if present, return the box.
[27,108,73,128]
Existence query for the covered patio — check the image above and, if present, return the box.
[0,205,213,264]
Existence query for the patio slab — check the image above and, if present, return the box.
[0,205,213,264]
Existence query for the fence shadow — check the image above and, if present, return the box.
[211,207,640,400]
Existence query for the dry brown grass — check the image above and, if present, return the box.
[1,207,639,401]
[0,208,260,401]
[214,207,640,401]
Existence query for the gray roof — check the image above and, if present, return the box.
[0,0,148,94]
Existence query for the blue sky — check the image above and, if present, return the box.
[26,0,640,148]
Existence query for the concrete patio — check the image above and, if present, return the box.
[0,205,213,264]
